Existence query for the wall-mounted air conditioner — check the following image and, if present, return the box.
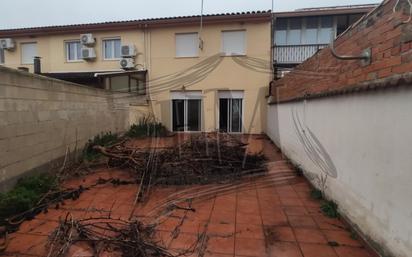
[80,33,95,46]
[81,47,96,60]
[0,38,15,50]
[120,58,135,69]
[121,44,137,57]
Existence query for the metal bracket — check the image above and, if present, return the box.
[330,40,372,66]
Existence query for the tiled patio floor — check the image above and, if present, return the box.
[2,135,378,257]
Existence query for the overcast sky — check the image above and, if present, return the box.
[0,0,379,29]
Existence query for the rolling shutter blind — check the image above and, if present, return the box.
[176,33,198,57]
[21,43,37,64]
[222,31,246,56]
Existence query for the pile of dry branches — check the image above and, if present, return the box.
[47,214,181,257]
[94,134,267,186]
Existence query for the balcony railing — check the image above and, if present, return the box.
[274,44,328,64]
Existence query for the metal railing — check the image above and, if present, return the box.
[274,44,328,64]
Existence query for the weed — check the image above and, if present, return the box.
[83,132,118,161]
[0,174,57,224]
[350,230,359,240]
[320,200,339,218]
[310,188,323,200]
[127,115,169,138]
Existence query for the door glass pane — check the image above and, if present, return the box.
[187,99,201,131]
[219,99,228,132]
[230,99,242,133]
[172,100,185,131]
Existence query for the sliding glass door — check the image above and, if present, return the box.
[172,93,202,132]
[219,98,243,133]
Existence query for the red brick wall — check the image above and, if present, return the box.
[271,0,412,103]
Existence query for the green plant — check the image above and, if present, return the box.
[0,174,57,224]
[320,200,339,218]
[310,188,323,200]
[127,116,168,138]
[83,132,118,161]
[350,230,358,240]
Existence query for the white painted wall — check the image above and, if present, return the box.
[267,86,412,257]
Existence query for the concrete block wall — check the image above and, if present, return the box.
[0,66,148,190]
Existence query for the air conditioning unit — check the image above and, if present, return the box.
[120,58,135,69]
[121,44,137,57]
[80,33,95,46]
[0,38,15,50]
[81,47,96,60]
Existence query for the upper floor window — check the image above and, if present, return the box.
[175,33,198,58]
[0,48,4,64]
[275,17,335,46]
[65,40,82,61]
[222,30,246,56]
[21,42,37,64]
[103,38,121,60]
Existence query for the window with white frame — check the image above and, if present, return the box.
[103,38,121,60]
[21,42,37,64]
[275,16,335,45]
[0,48,4,64]
[222,30,246,56]
[65,40,82,61]
[175,33,199,57]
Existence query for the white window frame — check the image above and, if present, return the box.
[221,30,247,56]
[0,48,4,64]
[102,37,121,60]
[21,42,37,65]
[175,32,199,58]
[217,90,244,133]
[65,40,82,62]
[170,91,203,132]
[275,17,337,46]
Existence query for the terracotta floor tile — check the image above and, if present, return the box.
[210,210,236,224]
[153,231,172,248]
[267,242,303,257]
[236,212,262,225]
[299,243,338,257]
[6,234,48,256]
[312,216,347,230]
[236,223,265,239]
[293,228,327,244]
[334,246,375,257]
[235,238,267,257]
[288,215,317,228]
[280,197,305,207]
[322,230,362,247]
[169,232,199,250]
[207,222,235,237]
[283,206,309,216]
[203,252,233,257]
[207,236,235,255]
[264,226,296,243]
[180,219,208,234]
[157,217,182,232]
[261,213,288,226]
[237,200,260,215]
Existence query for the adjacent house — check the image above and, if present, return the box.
[273,4,377,77]
[0,11,272,134]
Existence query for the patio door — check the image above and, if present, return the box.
[172,91,202,132]
[219,91,243,133]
